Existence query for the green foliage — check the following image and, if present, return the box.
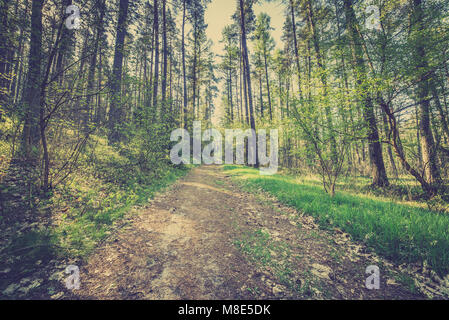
[47,132,190,258]
[224,165,449,276]
[235,228,273,266]
[234,227,299,292]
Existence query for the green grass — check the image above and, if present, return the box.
[53,161,190,258]
[234,229,273,266]
[224,165,449,277]
[233,228,301,293]
[1,136,191,278]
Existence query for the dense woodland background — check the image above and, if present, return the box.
[1,0,449,297]
[1,0,449,199]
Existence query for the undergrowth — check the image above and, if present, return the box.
[224,165,449,277]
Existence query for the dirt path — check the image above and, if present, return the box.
[73,166,424,300]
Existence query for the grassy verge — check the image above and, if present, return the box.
[223,165,449,277]
[49,136,191,258]
[0,131,190,298]
[1,134,190,275]
[233,227,315,297]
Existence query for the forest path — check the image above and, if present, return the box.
[74,166,423,299]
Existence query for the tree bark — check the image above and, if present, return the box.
[108,0,129,144]
[343,0,389,187]
[0,0,11,107]
[263,47,272,120]
[83,0,106,132]
[20,0,44,162]
[409,0,441,186]
[182,0,188,130]
[288,0,302,98]
[152,0,160,117]
[55,0,73,85]
[239,0,258,167]
[161,0,168,111]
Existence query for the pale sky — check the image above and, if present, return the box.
[204,0,286,123]
[205,0,285,57]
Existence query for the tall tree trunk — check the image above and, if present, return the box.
[239,47,244,123]
[343,0,389,187]
[192,25,198,120]
[148,20,155,108]
[20,0,43,162]
[239,0,258,167]
[229,69,234,121]
[161,0,168,111]
[10,0,30,105]
[263,48,272,121]
[259,70,264,118]
[169,36,174,113]
[14,0,30,106]
[409,0,441,186]
[288,0,302,98]
[0,0,11,108]
[83,0,106,132]
[379,98,436,196]
[182,0,188,130]
[55,0,73,85]
[430,75,449,142]
[229,49,234,122]
[381,110,398,177]
[235,65,240,122]
[108,0,129,144]
[241,35,249,125]
[95,44,104,124]
[152,0,160,116]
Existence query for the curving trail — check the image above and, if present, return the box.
[74,166,423,300]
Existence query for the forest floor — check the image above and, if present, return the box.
[62,165,430,300]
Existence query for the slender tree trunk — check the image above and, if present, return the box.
[241,35,249,125]
[14,0,30,106]
[343,0,389,187]
[192,24,199,120]
[83,0,105,132]
[382,110,398,177]
[288,0,302,98]
[152,0,160,115]
[20,0,43,162]
[259,71,264,118]
[430,75,449,142]
[239,48,244,123]
[235,65,240,122]
[95,44,104,124]
[229,69,234,121]
[229,48,234,122]
[239,0,258,167]
[0,0,11,105]
[161,0,168,111]
[10,2,27,105]
[182,0,188,130]
[409,0,441,186]
[55,0,73,85]
[169,36,173,112]
[263,48,272,121]
[379,98,436,196]
[148,23,154,108]
[108,0,129,143]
